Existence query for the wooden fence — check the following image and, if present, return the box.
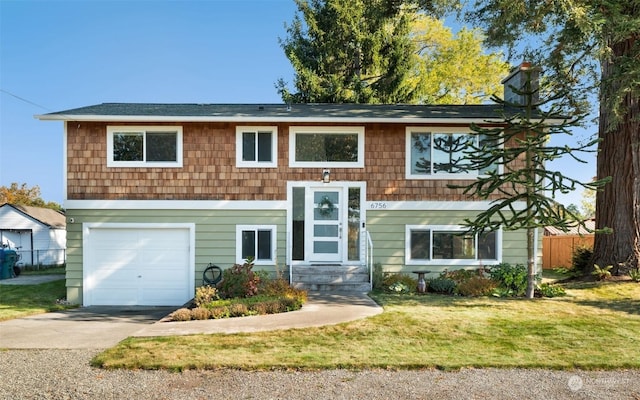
[542,235,594,269]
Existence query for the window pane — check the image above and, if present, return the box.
[296,133,358,162]
[292,187,305,261]
[410,230,430,260]
[478,231,497,259]
[479,134,499,175]
[433,231,475,259]
[432,133,473,174]
[257,132,272,162]
[241,230,255,260]
[257,230,272,260]
[410,132,431,174]
[147,132,177,162]
[314,192,339,220]
[242,132,256,162]
[113,132,143,161]
[348,187,360,261]
[314,225,339,237]
[314,241,338,254]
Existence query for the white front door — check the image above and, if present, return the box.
[309,187,343,263]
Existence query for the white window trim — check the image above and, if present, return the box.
[235,126,278,168]
[289,126,365,168]
[236,224,277,265]
[405,126,501,179]
[107,126,183,168]
[405,224,502,266]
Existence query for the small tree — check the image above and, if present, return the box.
[0,182,62,211]
[453,67,609,298]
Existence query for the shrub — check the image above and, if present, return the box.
[217,258,261,298]
[190,307,211,320]
[572,246,593,275]
[535,283,566,298]
[383,273,417,294]
[388,282,411,294]
[260,278,308,303]
[250,302,269,315]
[266,300,285,314]
[170,308,192,321]
[228,303,249,317]
[592,264,612,281]
[427,277,456,294]
[210,306,230,319]
[629,268,640,282]
[489,263,528,297]
[456,276,497,297]
[194,285,219,307]
[443,269,477,285]
[280,297,302,311]
[372,262,384,291]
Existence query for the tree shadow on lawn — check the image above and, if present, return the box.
[573,299,640,316]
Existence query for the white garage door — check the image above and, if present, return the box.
[84,224,193,306]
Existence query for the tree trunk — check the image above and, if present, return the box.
[593,35,640,274]
[526,226,536,299]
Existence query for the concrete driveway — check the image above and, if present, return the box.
[0,292,382,349]
[0,306,176,349]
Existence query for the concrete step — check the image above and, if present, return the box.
[292,273,370,283]
[291,264,371,292]
[296,265,368,274]
[292,282,372,292]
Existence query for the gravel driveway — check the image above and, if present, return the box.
[1,349,638,399]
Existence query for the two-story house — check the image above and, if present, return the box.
[38,65,536,306]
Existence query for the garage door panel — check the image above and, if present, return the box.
[92,288,139,306]
[85,226,192,306]
[91,268,139,284]
[141,288,188,306]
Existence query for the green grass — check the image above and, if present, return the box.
[92,280,640,371]
[20,266,66,275]
[0,279,76,321]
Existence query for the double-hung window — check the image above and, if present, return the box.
[289,126,364,167]
[236,126,277,167]
[406,225,501,266]
[236,225,277,265]
[406,127,498,179]
[107,126,183,167]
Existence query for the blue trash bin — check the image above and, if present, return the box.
[0,249,18,280]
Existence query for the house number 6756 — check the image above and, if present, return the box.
[370,202,388,209]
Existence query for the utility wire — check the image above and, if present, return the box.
[0,88,54,113]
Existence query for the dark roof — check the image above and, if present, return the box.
[544,219,595,236]
[37,103,512,122]
[1,204,65,229]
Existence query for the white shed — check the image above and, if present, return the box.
[0,204,66,267]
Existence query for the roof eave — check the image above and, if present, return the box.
[35,114,501,124]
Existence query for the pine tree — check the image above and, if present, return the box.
[452,68,609,298]
[421,0,640,274]
[278,0,509,104]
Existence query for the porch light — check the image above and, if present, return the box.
[322,169,331,183]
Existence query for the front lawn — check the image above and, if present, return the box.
[92,280,640,371]
[0,279,76,321]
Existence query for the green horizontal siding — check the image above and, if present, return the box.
[64,208,286,304]
[367,210,540,276]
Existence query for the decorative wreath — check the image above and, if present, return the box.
[318,195,335,217]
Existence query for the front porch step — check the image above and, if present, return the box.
[291,264,371,292]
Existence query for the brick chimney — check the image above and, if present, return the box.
[501,62,540,106]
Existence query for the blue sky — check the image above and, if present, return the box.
[0,0,596,207]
